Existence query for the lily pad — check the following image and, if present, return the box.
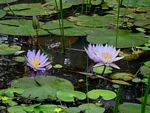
[118,102,150,113]
[13,56,26,62]
[11,76,74,99]
[110,72,133,81]
[137,95,150,105]
[0,0,18,4]
[57,90,86,102]
[93,66,112,74]
[4,3,57,16]
[87,28,147,48]
[79,103,105,113]
[87,89,116,100]
[140,66,150,77]
[68,15,116,27]
[0,44,21,55]
[0,10,6,18]
[0,19,49,36]
[144,61,150,67]
[132,78,141,83]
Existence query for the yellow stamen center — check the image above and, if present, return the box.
[102,53,112,60]
[32,59,40,67]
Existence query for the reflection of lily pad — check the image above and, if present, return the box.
[110,72,133,81]
[0,0,18,4]
[119,102,150,113]
[0,19,48,36]
[4,3,57,16]
[87,89,116,100]
[0,10,6,18]
[57,90,86,102]
[0,44,21,55]
[87,28,147,48]
[11,76,74,99]
[93,66,112,74]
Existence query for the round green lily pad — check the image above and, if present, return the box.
[4,3,57,16]
[53,64,63,69]
[132,78,141,83]
[11,76,74,99]
[87,89,116,100]
[93,66,112,74]
[0,44,21,55]
[87,28,147,48]
[57,90,86,102]
[0,19,49,36]
[144,61,150,67]
[14,56,26,62]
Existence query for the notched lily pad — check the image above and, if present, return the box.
[87,89,116,100]
[11,76,74,99]
[57,90,86,102]
[87,28,147,48]
[0,44,21,55]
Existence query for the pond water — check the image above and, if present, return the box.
[0,0,150,113]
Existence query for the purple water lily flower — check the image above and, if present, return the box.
[84,44,124,69]
[27,50,51,71]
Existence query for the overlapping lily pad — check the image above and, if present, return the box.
[87,28,147,48]
[0,19,49,36]
[4,3,57,16]
[110,72,133,81]
[0,44,21,55]
[0,0,18,4]
[57,90,86,102]
[11,76,74,99]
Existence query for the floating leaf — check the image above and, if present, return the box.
[140,66,150,77]
[0,44,21,55]
[11,76,74,99]
[110,72,133,81]
[14,56,26,62]
[118,102,150,113]
[93,66,112,74]
[137,95,150,105]
[87,29,147,48]
[144,61,150,67]
[79,103,105,113]
[87,89,116,100]
[4,3,57,16]
[132,78,141,83]
[53,64,63,69]
[57,90,86,102]
[0,19,48,36]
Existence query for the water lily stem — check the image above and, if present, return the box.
[141,74,150,113]
[101,65,106,76]
[35,29,39,50]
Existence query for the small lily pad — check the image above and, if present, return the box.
[79,103,105,113]
[144,61,150,67]
[93,66,112,74]
[0,44,21,55]
[57,90,86,102]
[110,72,133,81]
[132,78,141,83]
[87,89,116,100]
[140,66,150,77]
[14,56,26,62]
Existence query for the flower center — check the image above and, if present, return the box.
[32,59,40,67]
[101,53,112,61]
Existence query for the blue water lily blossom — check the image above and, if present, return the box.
[27,50,51,71]
[84,44,124,69]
